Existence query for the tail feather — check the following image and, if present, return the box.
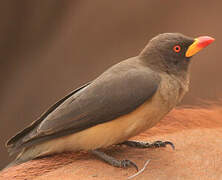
[3,159,24,170]
[3,147,40,171]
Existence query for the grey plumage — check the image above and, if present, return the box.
[7,59,160,155]
[4,33,214,169]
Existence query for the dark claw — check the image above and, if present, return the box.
[121,159,138,171]
[91,150,138,171]
[153,141,175,150]
[164,141,175,150]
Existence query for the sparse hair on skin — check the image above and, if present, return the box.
[1,102,222,180]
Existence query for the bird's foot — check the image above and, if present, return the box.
[120,140,175,150]
[91,149,138,171]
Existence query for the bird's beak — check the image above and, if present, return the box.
[185,36,215,57]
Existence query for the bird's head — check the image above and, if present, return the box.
[140,33,215,76]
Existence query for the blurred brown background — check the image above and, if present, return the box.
[0,1,221,169]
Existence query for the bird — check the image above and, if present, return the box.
[4,33,214,170]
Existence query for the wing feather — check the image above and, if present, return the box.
[6,82,91,150]
[6,59,160,155]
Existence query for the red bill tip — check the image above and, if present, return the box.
[196,36,215,48]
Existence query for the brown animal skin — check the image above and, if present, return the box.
[1,102,222,180]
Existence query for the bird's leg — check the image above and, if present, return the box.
[90,149,138,171]
[120,140,175,150]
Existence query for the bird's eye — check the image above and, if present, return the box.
[173,45,181,53]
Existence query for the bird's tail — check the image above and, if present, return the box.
[3,158,23,170]
[2,147,40,171]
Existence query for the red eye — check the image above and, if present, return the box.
[173,45,181,53]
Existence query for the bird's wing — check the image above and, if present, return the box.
[6,82,91,148]
[7,60,160,154]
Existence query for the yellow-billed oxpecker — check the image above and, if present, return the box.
[5,33,214,170]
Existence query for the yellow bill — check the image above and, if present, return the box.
[185,36,215,57]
